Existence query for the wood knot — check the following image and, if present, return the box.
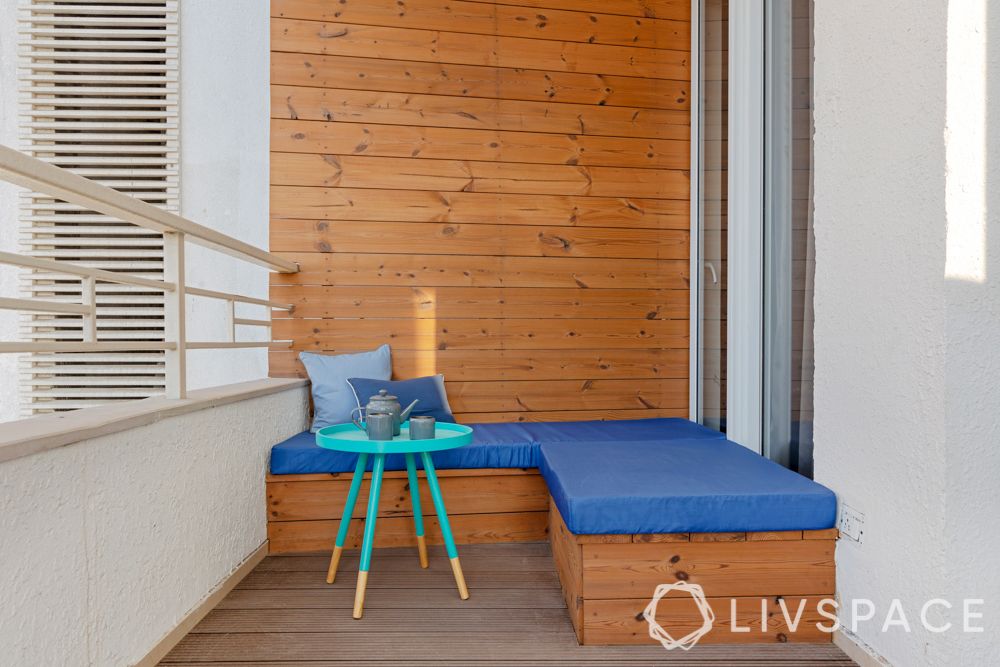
[669,555,681,564]
[674,571,689,581]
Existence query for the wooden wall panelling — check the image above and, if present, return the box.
[270,0,691,423]
[272,0,690,48]
[273,86,690,139]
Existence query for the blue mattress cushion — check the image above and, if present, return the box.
[540,438,837,534]
[268,417,724,474]
[269,423,538,474]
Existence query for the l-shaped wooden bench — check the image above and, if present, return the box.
[266,464,837,645]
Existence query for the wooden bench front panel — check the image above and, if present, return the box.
[267,468,549,553]
[549,499,837,645]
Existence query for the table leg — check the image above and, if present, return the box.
[354,453,385,619]
[420,451,470,600]
[327,452,369,585]
[405,453,429,569]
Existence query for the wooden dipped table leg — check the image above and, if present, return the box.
[416,534,429,569]
[327,453,368,585]
[326,545,343,585]
[405,453,430,569]
[420,450,471,600]
[353,454,386,619]
[352,571,368,619]
[450,556,470,600]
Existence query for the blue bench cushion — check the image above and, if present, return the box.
[540,438,837,534]
[268,418,724,474]
[268,425,537,474]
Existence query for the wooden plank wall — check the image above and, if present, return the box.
[269,0,692,423]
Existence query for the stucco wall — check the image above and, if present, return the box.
[814,1,999,664]
[0,385,308,666]
[0,1,22,421]
[179,0,272,391]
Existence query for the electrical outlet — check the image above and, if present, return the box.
[839,505,865,543]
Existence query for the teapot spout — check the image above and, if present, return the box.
[399,399,419,422]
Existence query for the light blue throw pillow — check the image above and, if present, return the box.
[300,345,391,432]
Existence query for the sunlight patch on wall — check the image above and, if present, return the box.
[945,0,988,283]
[413,287,437,376]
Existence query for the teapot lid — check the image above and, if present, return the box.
[369,388,397,402]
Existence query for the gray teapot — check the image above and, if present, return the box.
[354,389,418,436]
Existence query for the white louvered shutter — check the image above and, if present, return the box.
[18,0,179,414]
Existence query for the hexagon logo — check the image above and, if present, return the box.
[643,582,716,650]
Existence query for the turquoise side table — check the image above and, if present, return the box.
[315,422,474,619]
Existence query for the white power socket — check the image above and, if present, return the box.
[839,504,865,543]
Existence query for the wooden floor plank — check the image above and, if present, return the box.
[256,553,558,573]
[214,587,571,610]
[164,632,856,663]
[193,607,574,634]
[163,664,857,667]
[161,542,856,666]
[237,569,560,590]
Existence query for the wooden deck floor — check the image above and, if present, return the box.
[162,542,856,666]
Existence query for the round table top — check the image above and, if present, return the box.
[315,421,474,454]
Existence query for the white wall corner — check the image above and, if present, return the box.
[834,629,894,667]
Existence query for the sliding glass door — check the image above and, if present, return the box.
[693,0,815,475]
[697,0,728,433]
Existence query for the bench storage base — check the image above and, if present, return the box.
[550,499,838,646]
[266,468,549,553]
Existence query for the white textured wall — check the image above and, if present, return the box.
[814,1,999,665]
[0,386,308,666]
[179,0,272,390]
[0,1,22,421]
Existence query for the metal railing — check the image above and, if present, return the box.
[0,144,298,400]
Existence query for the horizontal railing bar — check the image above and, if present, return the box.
[186,286,293,310]
[185,341,292,350]
[0,145,297,273]
[0,297,91,315]
[233,318,271,327]
[0,251,175,291]
[0,342,177,353]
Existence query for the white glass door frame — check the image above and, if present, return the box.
[689,0,765,454]
[688,0,702,422]
[725,0,765,454]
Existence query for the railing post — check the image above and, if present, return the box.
[81,276,97,342]
[227,300,236,342]
[163,231,186,399]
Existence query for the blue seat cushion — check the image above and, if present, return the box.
[268,424,538,474]
[268,417,723,474]
[540,438,837,534]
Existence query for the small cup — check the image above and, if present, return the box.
[366,411,395,441]
[409,415,436,440]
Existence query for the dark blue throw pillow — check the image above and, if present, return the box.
[347,375,455,423]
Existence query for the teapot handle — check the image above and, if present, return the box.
[350,406,366,431]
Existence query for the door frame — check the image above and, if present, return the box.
[690,0,766,455]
